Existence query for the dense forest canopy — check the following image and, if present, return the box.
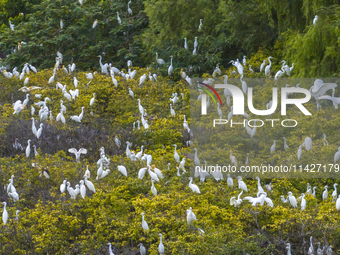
[1,0,340,76]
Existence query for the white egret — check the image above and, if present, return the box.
[36,123,43,139]
[288,192,297,208]
[151,180,157,196]
[322,185,328,201]
[170,104,175,117]
[67,182,77,199]
[31,117,37,136]
[168,55,173,76]
[270,140,276,153]
[265,56,273,76]
[139,74,146,86]
[15,210,19,221]
[260,60,266,72]
[173,144,180,163]
[184,38,188,50]
[300,193,306,211]
[312,187,317,198]
[336,195,340,210]
[84,175,96,193]
[333,183,338,200]
[127,1,132,15]
[117,165,127,177]
[107,243,115,255]
[265,183,273,192]
[230,150,237,166]
[116,12,121,25]
[139,243,146,255]
[286,243,291,255]
[92,19,98,29]
[98,169,110,179]
[188,177,200,194]
[128,88,134,98]
[283,137,289,149]
[255,176,265,195]
[303,137,312,150]
[152,165,164,179]
[313,15,318,25]
[80,180,86,199]
[8,191,19,202]
[237,176,247,191]
[26,139,31,157]
[158,234,164,255]
[227,174,233,187]
[147,165,159,182]
[281,195,288,203]
[243,193,273,207]
[230,190,243,207]
[60,180,66,193]
[68,148,87,163]
[2,202,8,225]
[70,107,84,122]
[186,207,197,225]
[156,52,165,65]
[96,161,103,179]
[136,146,144,160]
[90,93,95,106]
[308,236,314,255]
[334,147,340,162]
[138,167,147,179]
[179,157,186,172]
[141,212,149,232]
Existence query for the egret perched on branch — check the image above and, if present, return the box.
[127,1,132,15]
[184,38,188,50]
[90,93,96,106]
[158,234,164,255]
[265,56,273,76]
[84,175,95,193]
[68,148,87,163]
[303,137,312,150]
[230,190,243,207]
[186,207,197,225]
[168,55,173,76]
[227,174,233,187]
[322,185,328,201]
[139,243,146,255]
[117,165,127,177]
[70,107,84,122]
[116,12,121,25]
[334,147,340,162]
[92,19,98,29]
[237,176,247,191]
[173,144,180,163]
[60,180,66,193]
[288,192,297,208]
[2,202,8,225]
[260,60,266,72]
[141,212,149,232]
[26,139,31,157]
[107,243,115,255]
[188,177,200,194]
[151,180,157,196]
[156,52,165,65]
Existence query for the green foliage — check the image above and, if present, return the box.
[0,0,148,70]
[281,5,340,77]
